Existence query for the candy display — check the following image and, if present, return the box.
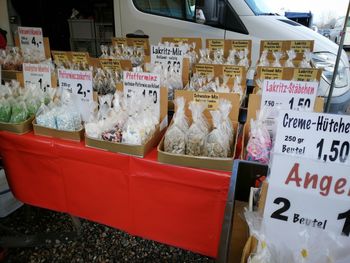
[164,97,189,154]
[246,110,272,164]
[93,67,121,95]
[36,90,82,131]
[204,110,229,158]
[186,74,244,99]
[271,51,283,67]
[99,44,145,67]
[186,101,209,156]
[164,98,234,158]
[0,47,23,71]
[285,49,296,68]
[85,91,158,146]
[146,63,183,100]
[198,47,250,67]
[0,80,51,124]
[257,50,269,67]
[300,49,312,68]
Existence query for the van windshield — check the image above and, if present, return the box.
[244,0,276,15]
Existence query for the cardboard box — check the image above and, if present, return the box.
[85,87,168,158]
[0,116,34,134]
[112,37,151,56]
[206,39,252,65]
[157,91,240,172]
[259,40,314,61]
[33,119,84,141]
[86,124,164,158]
[161,37,202,53]
[228,201,250,263]
[1,69,21,82]
[241,94,324,159]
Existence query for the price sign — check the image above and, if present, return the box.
[194,64,215,76]
[261,79,318,138]
[18,27,45,59]
[123,71,160,119]
[151,45,186,73]
[274,110,350,165]
[58,69,93,122]
[208,39,224,51]
[193,92,219,110]
[23,63,52,92]
[263,153,350,255]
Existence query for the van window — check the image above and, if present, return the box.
[133,0,248,35]
[133,0,195,20]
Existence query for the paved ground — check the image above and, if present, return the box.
[0,206,214,263]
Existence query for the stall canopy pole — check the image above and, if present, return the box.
[325,2,350,112]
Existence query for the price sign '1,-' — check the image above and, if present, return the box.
[18,27,45,59]
[23,63,52,92]
[58,69,93,122]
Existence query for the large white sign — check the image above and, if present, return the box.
[263,153,350,260]
[151,45,186,73]
[18,26,45,59]
[23,63,51,92]
[274,110,350,165]
[261,79,318,137]
[58,69,93,122]
[123,71,160,119]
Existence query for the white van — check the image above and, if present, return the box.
[330,16,350,49]
[114,0,350,114]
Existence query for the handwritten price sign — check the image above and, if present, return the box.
[18,27,45,59]
[58,69,93,122]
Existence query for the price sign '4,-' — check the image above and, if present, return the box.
[18,27,45,59]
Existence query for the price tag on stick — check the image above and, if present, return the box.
[58,69,93,122]
[274,110,350,165]
[18,27,45,59]
[263,153,350,255]
[23,63,52,92]
[261,79,318,138]
[123,71,160,119]
[151,45,186,73]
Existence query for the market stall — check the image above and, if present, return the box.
[0,130,230,257]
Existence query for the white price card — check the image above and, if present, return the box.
[151,45,187,73]
[58,69,93,122]
[261,79,318,138]
[18,27,45,59]
[23,63,51,92]
[263,154,350,258]
[123,71,161,119]
[274,110,350,165]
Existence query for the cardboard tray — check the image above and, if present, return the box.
[158,122,239,172]
[33,119,84,141]
[85,125,163,158]
[0,116,34,134]
[241,94,324,159]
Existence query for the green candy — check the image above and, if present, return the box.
[0,100,11,122]
[9,102,29,123]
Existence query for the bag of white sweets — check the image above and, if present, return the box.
[164,97,189,154]
[186,101,209,156]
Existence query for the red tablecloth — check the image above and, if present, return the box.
[0,131,231,257]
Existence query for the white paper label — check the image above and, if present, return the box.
[123,71,161,119]
[58,69,93,122]
[263,154,350,256]
[151,45,186,73]
[18,27,45,59]
[274,110,350,165]
[23,63,51,92]
[261,79,318,138]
